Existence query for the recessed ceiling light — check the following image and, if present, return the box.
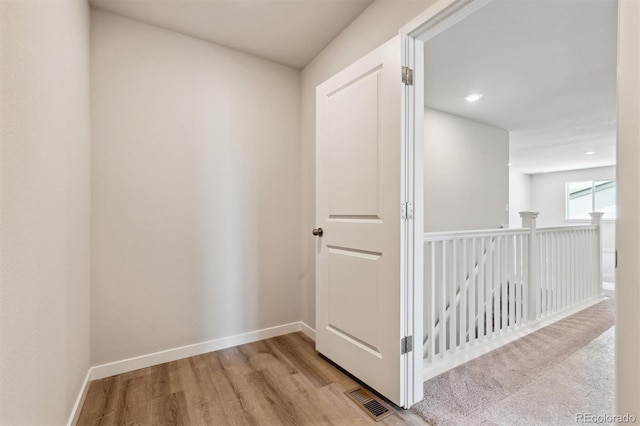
[507,162,512,167]
[464,93,483,103]
[585,151,595,155]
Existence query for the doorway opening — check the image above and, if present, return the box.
[402,0,617,420]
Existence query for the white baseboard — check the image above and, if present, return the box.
[67,368,92,426]
[299,321,316,341]
[423,296,608,381]
[91,321,316,381]
[67,321,318,423]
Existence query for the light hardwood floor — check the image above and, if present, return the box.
[77,332,427,425]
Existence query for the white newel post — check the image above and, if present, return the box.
[589,212,604,296]
[520,211,540,322]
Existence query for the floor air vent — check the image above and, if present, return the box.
[345,387,395,421]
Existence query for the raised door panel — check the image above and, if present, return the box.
[327,246,382,355]
[326,69,380,218]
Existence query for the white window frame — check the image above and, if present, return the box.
[565,178,617,221]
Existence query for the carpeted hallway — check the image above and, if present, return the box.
[411,299,615,425]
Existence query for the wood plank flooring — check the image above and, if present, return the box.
[77,332,427,425]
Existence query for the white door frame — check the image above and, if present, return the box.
[400,0,637,413]
[399,0,494,406]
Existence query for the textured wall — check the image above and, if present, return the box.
[424,108,509,232]
[0,0,92,423]
[90,10,301,365]
[509,171,532,228]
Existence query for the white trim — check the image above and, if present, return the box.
[401,32,418,408]
[564,218,617,223]
[400,0,494,407]
[67,322,317,422]
[537,225,598,233]
[67,368,92,426]
[91,322,313,380]
[425,228,530,241]
[401,0,493,40]
[408,35,425,409]
[422,296,608,381]
[401,31,425,408]
[299,322,316,341]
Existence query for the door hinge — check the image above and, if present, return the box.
[401,202,414,220]
[401,336,413,355]
[402,66,414,86]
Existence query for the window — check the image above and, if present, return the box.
[566,179,616,220]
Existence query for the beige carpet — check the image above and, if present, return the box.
[411,299,615,425]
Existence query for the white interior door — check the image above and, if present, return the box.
[315,36,406,406]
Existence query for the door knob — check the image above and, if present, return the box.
[312,228,323,237]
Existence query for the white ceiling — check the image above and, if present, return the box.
[89,0,374,69]
[424,0,617,175]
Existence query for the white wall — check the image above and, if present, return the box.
[299,0,436,328]
[0,0,91,424]
[615,0,640,416]
[90,11,301,365]
[530,166,616,281]
[423,108,509,232]
[509,171,532,228]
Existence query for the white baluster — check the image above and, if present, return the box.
[478,238,485,341]
[450,240,457,353]
[440,240,446,357]
[589,212,604,297]
[501,235,507,331]
[487,236,494,337]
[515,234,522,325]
[541,233,547,316]
[522,234,529,322]
[552,232,558,313]
[428,242,435,361]
[580,230,585,302]
[493,236,500,333]
[469,238,476,344]
[571,232,576,306]
[564,231,569,309]
[508,235,515,329]
[460,239,467,349]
